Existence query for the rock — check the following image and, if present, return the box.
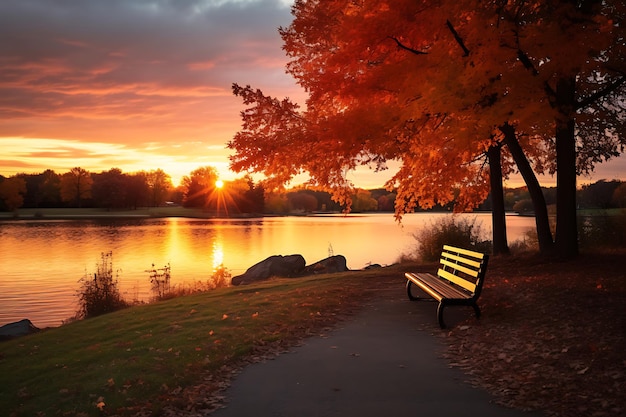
[0,319,40,341]
[364,263,382,270]
[304,255,349,275]
[231,254,306,285]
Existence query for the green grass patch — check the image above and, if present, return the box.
[0,267,406,416]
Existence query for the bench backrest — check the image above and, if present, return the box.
[437,245,489,297]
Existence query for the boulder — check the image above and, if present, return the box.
[0,319,40,341]
[304,255,349,275]
[231,254,306,285]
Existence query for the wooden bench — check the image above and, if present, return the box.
[405,245,489,329]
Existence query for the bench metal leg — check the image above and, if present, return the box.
[472,303,481,319]
[406,280,420,301]
[437,302,446,329]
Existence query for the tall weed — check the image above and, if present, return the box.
[414,216,491,262]
[76,251,128,319]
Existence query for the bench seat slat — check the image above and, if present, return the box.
[442,245,485,260]
[437,268,477,292]
[406,272,471,300]
[440,258,480,278]
[441,253,483,270]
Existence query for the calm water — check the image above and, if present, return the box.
[0,213,535,328]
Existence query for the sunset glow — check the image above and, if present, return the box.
[0,0,309,187]
[0,1,624,189]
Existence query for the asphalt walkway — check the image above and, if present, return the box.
[211,287,539,417]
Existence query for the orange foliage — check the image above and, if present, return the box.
[230,0,624,217]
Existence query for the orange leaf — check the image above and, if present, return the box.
[96,397,105,411]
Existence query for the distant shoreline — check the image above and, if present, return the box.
[0,207,267,221]
[2,207,619,221]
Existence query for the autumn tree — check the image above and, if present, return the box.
[231,0,624,258]
[0,176,27,211]
[225,175,265,214]
[352,189,378,212]
[287,190,318,212]
[493,0,625,258]
[60,167,93,208]
[17,170,61,208]
[124,172,151,209]
[181,166,219,208]
[145,169,173,207]
[92,168,127,209]
[612,182,626,208]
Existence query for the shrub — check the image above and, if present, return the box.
[414,216,491,262]
[77,251,128,319]
[578,213,626,249]
[508,229,539,254]
[210,264,231,289]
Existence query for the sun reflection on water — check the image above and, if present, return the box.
[212,240,224,271]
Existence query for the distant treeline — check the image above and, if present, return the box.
[1,167,625,214]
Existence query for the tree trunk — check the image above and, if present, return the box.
[500,123,555,256]
[554,76,579,259]
[487,144,509,255]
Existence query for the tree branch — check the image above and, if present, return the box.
[517,49,539,76]
[446,20,470,56]
[577,76,625,110]
[388,36,428,55]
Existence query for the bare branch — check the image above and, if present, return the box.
[577,76,625,110]
[517,49,539,76]
[446,20,470,57]
[388,36,428,55]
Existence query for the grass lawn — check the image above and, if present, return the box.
[1,237,624,417]
[0,266,407,416]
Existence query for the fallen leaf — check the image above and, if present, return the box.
[222,314,229,320]
[96,397,105,411]
[252,312,259,318]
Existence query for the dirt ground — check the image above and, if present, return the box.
[179,250,625,417]
[439,250,626,417]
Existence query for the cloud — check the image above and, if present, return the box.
[1,0,623,188]
[0,0,300,144]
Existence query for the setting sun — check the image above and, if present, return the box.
[215,179,224,189]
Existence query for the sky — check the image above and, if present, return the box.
[1,0,624,190]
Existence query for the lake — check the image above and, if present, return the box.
[0,213,535,328]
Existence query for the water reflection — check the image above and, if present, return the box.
[0,213,535,328]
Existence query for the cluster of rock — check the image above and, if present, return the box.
[0,319,40,341]
[231,254,350,285]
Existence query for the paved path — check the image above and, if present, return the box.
[211,288,538,417]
